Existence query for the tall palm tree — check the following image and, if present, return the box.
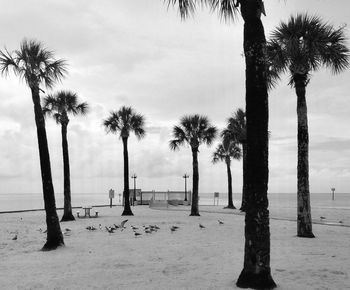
[0,39,66,250]
[268,14,349,238]
[166,1,276,288]
[212,138,241,209]
[43,91,89,221]
[222,108,247,211]
[170,114,217,216]
[103,106,145,216]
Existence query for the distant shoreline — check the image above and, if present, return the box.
[0,204,120,215]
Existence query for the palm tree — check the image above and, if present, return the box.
[212,138,241,209]
[268,14,349,238]
[0,39,66,250]
[103,106,145,216]
[166,1,276,288]
[222,109,247,211]
[170,114,217,216]
[43,91,89,222]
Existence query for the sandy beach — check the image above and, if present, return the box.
[0,205,349,290]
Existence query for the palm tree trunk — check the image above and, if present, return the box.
[190,147,200,216]
[236,1,276,288]
[60,119,75,222]
[295,75,314,238]
[122,137,133,216]
[240,142,247,211]
[225,158,235,209]
[31,87,64,251]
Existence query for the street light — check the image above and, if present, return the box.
[131,173,137,205]
[331,187,335,201]
[183,173,189,201]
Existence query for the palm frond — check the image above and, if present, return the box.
[222,108,246,144]
[166,0,198,19]
[103,111,120,134]
[169,139,184,151]
[74,102,89,115]
[202,126,218,145]
[130,113,146,140]
[0,48,18,76]
[209,0,238,22]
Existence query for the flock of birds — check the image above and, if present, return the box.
[8,216,348,241]
[83,219,226,237]
[9,219,226,241]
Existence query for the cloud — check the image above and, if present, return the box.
[310,137,350,152]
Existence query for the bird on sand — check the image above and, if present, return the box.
[131,225,139,230]
[199,223,205,229]
[63,228,71,236]
[105,226,116,233]
[218,220,224,225]
[170,226,179,233]
[134,232,142,237]
[86,226,97,231]
[320,216,326,220]
[12,234,17,240]
[120,219,128,228]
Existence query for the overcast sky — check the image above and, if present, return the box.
[0,0,349,196]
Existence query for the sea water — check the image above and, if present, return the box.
[0,191,349,212]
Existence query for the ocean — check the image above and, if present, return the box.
[0,191,349,212]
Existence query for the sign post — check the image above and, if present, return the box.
[214,192,219,206]
[109,188,115,208]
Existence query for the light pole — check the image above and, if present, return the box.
[183,173,189,201]
[331,187,335,201]
[131,173,137,206]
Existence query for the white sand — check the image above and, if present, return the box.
[0,206,349,289]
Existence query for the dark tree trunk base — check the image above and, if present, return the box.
[41,240,64,251]
[61,213,75,222]
[122,210,134,216]
[224,205,236,209]
[236,269,277,289]
[297,232,315,238]
[189,213,200,216]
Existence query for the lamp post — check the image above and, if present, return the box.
[131,173,137,206]
[331,187,335,201]
[183,173,189,201]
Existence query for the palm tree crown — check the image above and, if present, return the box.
[170,114,217,151]
[212,138,241,164]
[43,91,88,123]
[221,108,246,144]
[268,13,349,86]
[103,106,145,139]
[0,39,67,90]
